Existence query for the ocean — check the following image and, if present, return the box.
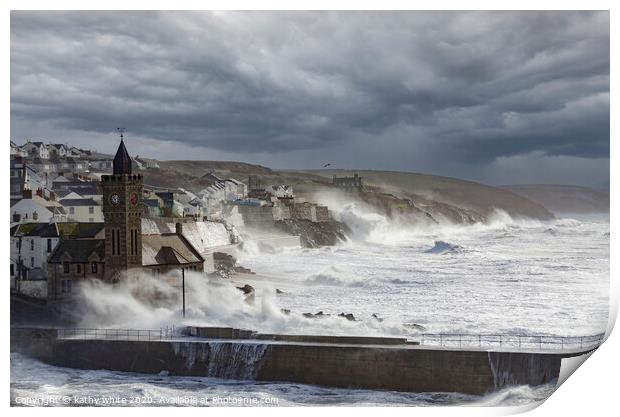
[10,208,610,406]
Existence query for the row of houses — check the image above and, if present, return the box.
[9,139,214,310]
[11,141,92,159]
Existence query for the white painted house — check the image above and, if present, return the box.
[22,141,49,159]
[59,198,104,223]
[49,143,68,157]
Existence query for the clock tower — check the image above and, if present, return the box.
[102,132,143,281]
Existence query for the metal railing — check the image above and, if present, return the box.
[57,327,175,341]
[416,332,605,351]
[55,327,606,352]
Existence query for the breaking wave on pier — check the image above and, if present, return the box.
[171,342,268,380]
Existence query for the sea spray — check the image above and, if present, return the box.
[74,270,409,338]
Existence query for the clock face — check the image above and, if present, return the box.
[110,193,120,205]
[130,192,138,206]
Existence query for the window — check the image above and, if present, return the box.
[10,264,14,276]
[116,229,120,255]
[61,280,72,294]
[111,229,120,256]
[30,257,34,268]
[30,240,34,251]
[63,262,70,274]
[76,264,82,274]
[47,239,52,253]
[130,229,138,256]
[130,229,134,255]
[69,207,75,215]
[89,206,94,214]
[91,263,98,273]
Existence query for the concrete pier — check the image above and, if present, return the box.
[10,327,598,395]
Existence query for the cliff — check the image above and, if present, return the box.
[275,220,350,248]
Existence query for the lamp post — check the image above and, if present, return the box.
[182,267,186,318]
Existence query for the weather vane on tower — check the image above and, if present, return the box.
[117,127,126,141]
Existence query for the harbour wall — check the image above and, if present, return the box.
[10,327,573,395]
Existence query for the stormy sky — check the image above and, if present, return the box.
[10,11,609,187]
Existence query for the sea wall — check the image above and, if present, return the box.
[10,328,567,395]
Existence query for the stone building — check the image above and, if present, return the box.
[101,138,204,282]
[47,239,106,302]
[101,139,144,281]
[332,173,363,191]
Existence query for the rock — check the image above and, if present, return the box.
[403,323,426,331]
[236,284,255,304]
[303,311,329,319]
[274,219,350,248]
[234,265,255,274]
[236,284,255,295]
[371,313,384,322]
[338,312,356,321]
[275,288,285,294]
[213,252,237,279]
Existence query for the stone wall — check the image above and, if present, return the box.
[10,330,569,395]
[315,206,329,222]
[291,203,316,222]
[237,205,275,226]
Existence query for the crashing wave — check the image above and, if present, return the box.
[424,240,463,254]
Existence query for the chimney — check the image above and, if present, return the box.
[175,222,183,236]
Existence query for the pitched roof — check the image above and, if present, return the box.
[13,222,105,238]
[225,178,243,185]
[56,222,104,238]
[13,223,58,237]
[48,239,105,263]
[59,198,99,207]
[113,140,132,175]
[142,233,204,266]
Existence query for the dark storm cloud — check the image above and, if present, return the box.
[10,11,609,181]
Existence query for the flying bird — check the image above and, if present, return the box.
[323,163,331,168]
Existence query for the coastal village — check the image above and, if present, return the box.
[10,137,356,317]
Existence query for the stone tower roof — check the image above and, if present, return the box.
[113,140,132,175]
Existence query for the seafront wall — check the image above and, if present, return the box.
[10,327,566,395]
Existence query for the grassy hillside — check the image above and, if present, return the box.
[142,161,556,221]
[503,184,609,214]
[305,169,554,220]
